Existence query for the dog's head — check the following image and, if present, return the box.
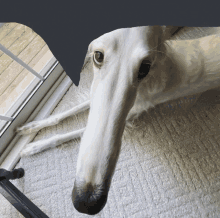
[72,26,182,215]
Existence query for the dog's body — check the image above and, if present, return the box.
[17,26,220,215]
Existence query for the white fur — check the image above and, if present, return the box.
[17,27,220,185]
[20,128,85,157]
[17,100,90,135]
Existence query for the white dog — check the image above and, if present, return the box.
[17,26,220,215]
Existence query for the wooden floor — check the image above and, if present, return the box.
[0,23,54,115]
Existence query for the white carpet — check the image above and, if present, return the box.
[1,69,220,218]
[1,27,220,218]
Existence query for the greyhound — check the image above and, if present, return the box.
[17,26,220,215]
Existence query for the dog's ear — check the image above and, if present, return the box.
[169,27,220,41]
[162,26,184,40]
[147,26,183,51]
[147,26,164,49]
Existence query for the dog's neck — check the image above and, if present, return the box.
[132,34,220,115]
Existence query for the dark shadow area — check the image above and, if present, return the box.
[0,1,219,86]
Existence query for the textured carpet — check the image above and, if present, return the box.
[1,28,220,218]
[1,71,220,218]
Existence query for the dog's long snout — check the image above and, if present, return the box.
[72,180,109,215]
[72,27,152,215]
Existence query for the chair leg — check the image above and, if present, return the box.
[0,168,49,218]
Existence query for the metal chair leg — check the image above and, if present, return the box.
[0,168,49,218]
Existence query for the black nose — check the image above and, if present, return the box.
[72,181,109,215]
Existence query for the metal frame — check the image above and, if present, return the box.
[0,74,72,169]
[0,43,46,123]
[0,168,49,218]
[0,58,64,156]
[0,25,70,218]
[0,43,45,81]
[0,115,13,122]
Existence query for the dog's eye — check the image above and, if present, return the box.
[93,51,104,65]
[138,60,151,81]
